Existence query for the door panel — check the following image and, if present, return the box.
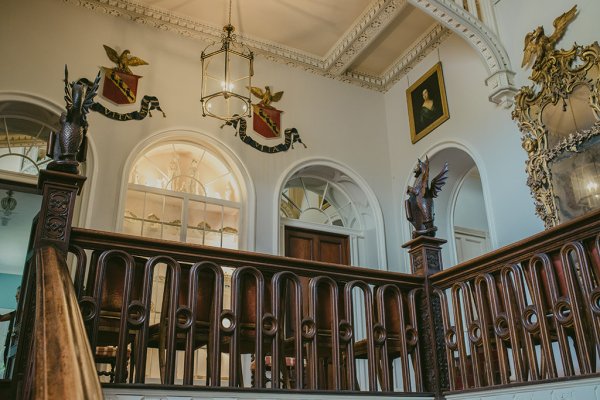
[287,235,314,260]
[319,239,346,265]
[284,226,349,265]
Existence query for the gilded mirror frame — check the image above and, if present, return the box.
[513,39,600,228]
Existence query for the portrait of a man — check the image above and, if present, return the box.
[406,62,450,144]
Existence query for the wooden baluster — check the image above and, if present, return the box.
[525,254,559,380]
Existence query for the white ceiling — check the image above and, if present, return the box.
[71,0,448,91]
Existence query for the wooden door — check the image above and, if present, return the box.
[284,226,350,265]
[284,226,350,388]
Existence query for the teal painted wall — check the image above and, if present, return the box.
[0,273,21,310]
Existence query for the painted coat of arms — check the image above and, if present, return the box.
[101,45,147,105]
[78,45,164,121]
[223,85,304,153]
[249,86,284,139]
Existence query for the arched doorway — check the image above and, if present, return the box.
[0,97,96,376]
[414,146,493,268]
[277,160,387,270]
[452,167,491,264]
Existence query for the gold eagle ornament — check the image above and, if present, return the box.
[248,86,283,108]
[103,45,149,74]
[521,5,577,69]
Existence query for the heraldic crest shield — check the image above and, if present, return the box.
[101,45,148,105]
[249,86,284,139]
[222,85,305,153]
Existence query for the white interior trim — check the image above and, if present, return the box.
[104,386,432,400]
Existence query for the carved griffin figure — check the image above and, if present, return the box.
[48,66,100,173]
[405,157,449,238]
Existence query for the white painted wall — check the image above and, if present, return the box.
[384,32,544,272]
[2,0,600,274]
[0,0,393,269]
[454,170,489,233]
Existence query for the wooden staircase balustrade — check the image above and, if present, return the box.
[6,165,600,398]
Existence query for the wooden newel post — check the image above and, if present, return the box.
[402,236,449,398]
[33,169,86,253]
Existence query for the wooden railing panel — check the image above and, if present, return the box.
[68,230,425,393]
[430,209,600,393]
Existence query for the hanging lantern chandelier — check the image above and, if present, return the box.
[201,0,254,121]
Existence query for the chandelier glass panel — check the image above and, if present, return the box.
[201,0,254,121]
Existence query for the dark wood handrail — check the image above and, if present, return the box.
[70,227,424,287]
[430,208,600,287]
[30,246,102,399]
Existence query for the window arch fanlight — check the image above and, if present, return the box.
[0,101,58,177]
[122,141,242,250]
[280,176,361,230]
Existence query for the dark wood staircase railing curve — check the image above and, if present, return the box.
[429,208,600,394]
[15,246,103,400]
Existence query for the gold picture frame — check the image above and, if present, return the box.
[406,62,450,144]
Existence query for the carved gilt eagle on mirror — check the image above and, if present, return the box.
[521,5,577,68]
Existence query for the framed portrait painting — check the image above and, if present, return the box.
[406,62,449,144]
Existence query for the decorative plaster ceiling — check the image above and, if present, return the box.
[65,0,451,91]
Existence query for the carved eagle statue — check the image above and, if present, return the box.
[521,5,577,68]
[103,44,148,74]
[248,86,283,108]
[405,157,449,238]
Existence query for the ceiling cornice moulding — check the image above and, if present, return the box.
[323,0,408,75]
[343,24,450,91]
[62,0,450,92]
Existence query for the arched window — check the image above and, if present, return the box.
[122,141,242,249]
[0,101,57,177]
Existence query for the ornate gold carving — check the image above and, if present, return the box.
[521,6,577,69]
[512,6,600,228]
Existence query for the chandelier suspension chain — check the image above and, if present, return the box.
[228,0,232,26]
